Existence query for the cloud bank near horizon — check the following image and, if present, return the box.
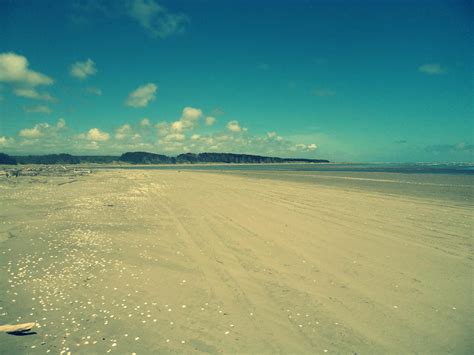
[0,107,320,158]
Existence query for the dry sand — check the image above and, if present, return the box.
[0,169,472,354]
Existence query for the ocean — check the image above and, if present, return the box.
[98,162,474,175]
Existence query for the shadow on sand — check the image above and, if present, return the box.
[7,331,37,336]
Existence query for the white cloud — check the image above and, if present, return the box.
[85,87,102,95]
[86,128,110,141]
[171,120,184,132]
[115,124,132,140]
[24,105,52,114]
[294,143,318,152]
[156,121,170,137]
[164,133,185,142]
[205,116,216,126]
[216,135,231,142]
[128,0,189,38]
[227,120,246,133]
[170,107,203,132]
[182,107,202,121]
[140,118,150,126]
[211,108,224,116]
[419,63,445,75]
[71,1,188,39]
[70,59,97,79]
[84,141,100,150]
[266,131,283,142]
[56,118,66,129]
[0,136,14,147]
[126,83,157,107]
[19,123,50,138]
[0,52,53,86]
[13,88,55,101]
[153,127,321,157]
[7,115,326,158]
[18,119,66,139]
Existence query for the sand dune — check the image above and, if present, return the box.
[0,170,472,354]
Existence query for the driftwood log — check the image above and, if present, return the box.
[0,322,36,333]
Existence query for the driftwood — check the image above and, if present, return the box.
[0,322,36,334]
[2,166,92,178]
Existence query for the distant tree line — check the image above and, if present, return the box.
[118,152,329,164]
[0,153,17,165]
[120,152,175,164]
[0,151,329,165]
[15,154,82,165]
[176,152,327,164]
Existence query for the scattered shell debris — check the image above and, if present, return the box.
[0,173,249,353]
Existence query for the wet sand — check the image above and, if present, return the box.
[0,169,472,354]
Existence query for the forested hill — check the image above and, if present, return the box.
[120,152,329,164]
[0,152,329,165]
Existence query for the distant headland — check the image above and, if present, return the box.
[0,152,329,165]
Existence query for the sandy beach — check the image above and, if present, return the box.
[0,169,472,354]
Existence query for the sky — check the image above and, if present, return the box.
[0,0,472,162]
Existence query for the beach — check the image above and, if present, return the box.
[0,169,472,354]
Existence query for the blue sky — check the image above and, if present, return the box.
[0,0,472,162]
